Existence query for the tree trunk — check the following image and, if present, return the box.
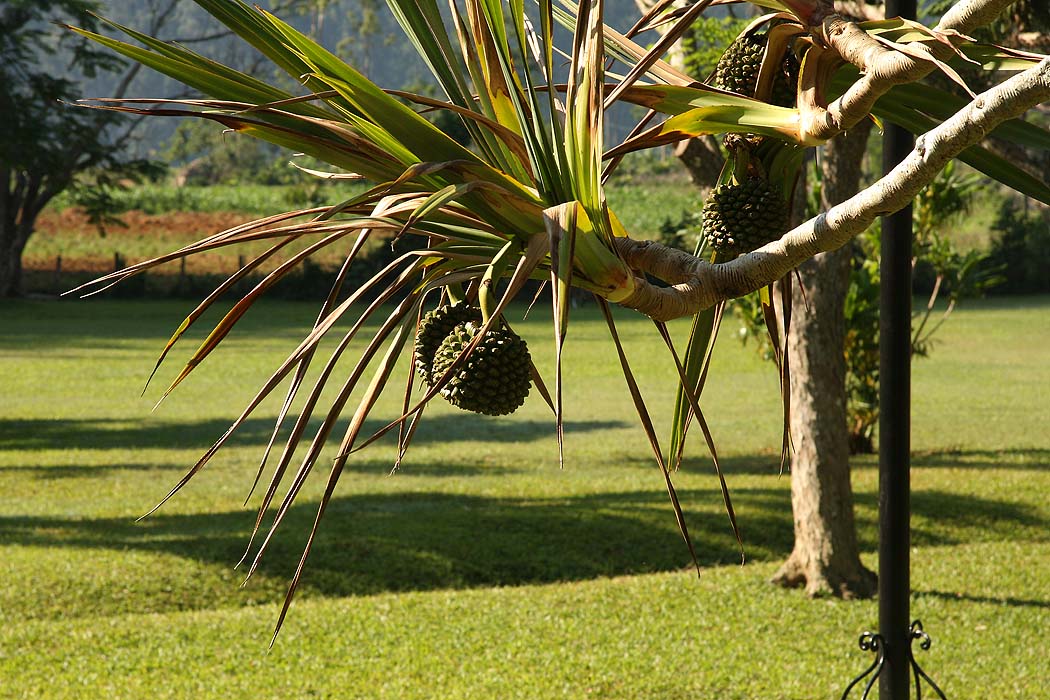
[674,136,723,191]
[0,243,25,297]
[1,168,59,297]
[0,223,30,297]
[771,123,877,598]
[0,183,38,295]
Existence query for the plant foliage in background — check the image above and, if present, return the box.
[60,0,1050,638]
[731,162,1004,453]
[985,200,1050,294]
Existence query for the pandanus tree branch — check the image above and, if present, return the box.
[802,0,1021,140]
[616,55,1050,321]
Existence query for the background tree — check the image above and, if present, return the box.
[769,123,876,597]
[0,0,404,298]
[718,0,1017,596]
[0,0,175,297]
[663,6,878,597]
[736,141,995,594]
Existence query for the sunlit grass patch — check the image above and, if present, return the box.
[0,297,1047,698]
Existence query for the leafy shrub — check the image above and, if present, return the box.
[657,209,702,254]
[731,162,1001,453]
[984,201,1050,294]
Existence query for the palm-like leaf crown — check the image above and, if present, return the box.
[67,0,1050,640]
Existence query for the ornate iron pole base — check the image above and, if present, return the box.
[841,620,948,700]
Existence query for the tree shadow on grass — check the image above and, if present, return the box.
[0,459,525,480]
[0,414,626,454]
[914,589,1050,610]
[674,453,793,476]
[0,298,330,346]
[911,448,1050,471]
[0,488,784,603]
[849,489,1048,551]
[0,462,178,480]
[672,448,1050,477]
[2,485,1044,607]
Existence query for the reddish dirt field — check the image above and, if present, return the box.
[27,209,361,277]
[34,209,251,238]
[25,209,385,296]
[30,210,256,274]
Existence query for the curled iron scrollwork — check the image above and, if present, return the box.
[841,620,947,700]
[909,620,947,700]
[840,632,884,700]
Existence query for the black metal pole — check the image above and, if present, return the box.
[880,0,917,696]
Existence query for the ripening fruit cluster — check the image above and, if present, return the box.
[713,32,798,108]
[702,179,789,257]
[414,303,531,416]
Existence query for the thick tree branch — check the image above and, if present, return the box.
[801,0,1021,140]
[616,57,1050,321]
[937,0,1018,33]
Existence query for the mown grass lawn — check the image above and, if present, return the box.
[1,296,1047,699]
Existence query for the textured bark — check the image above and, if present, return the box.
[0,173,32,298]
[1,171,51,298]
[770,123,877,598]
[674,137,723,192]
[0,236,26,297]
[802,0,1023,140]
